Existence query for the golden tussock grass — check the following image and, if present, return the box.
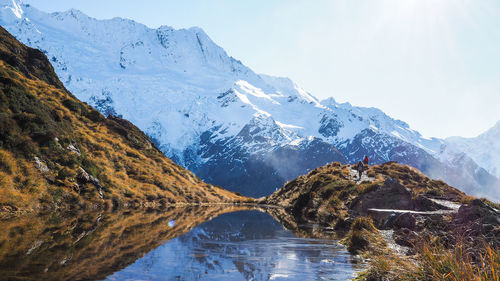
[411,242,499,281]
[0,57,249,214]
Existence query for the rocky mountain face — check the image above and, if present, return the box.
[1,0,498,199]
[0,26,245,214]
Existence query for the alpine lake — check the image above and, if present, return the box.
[0,206,364,280]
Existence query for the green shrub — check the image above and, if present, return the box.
[81,157,99,178]
[318,184,336,200]
[339,182,357,199]
[351,216,376,232]
[17,139,38,157]
[57,152,79,167]
[126,151,140,158]
[426,188,444,197]
[57,167,73,180]
[62,99,85,114]
[49,186,64,204]
[85,109,105,122]
[347,230,370,254]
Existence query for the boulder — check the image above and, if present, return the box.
[66,142,81,156]
[413,195,444,211]
[456,199,500,225]
[452,199,500,248]
[393,213,417,230]
[76,167,90,183]
[33,156,49,173]
[76,167,103,199]
[351,178,451,219]
[351,178,414,214]
[393,228,418,248]
[381,213,398,229]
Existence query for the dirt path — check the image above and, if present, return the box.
[429,198,461,210]
[368,198,462,215]
[348,168,375,183]
[368,208,456,215]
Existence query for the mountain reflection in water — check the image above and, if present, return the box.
[107,210,361,281]
[0,207,362,281]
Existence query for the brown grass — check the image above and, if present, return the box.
[411,242,499,281]
[342,217,386,255]
[0,205,257,280]
[0,50,248,214]
[370,162,465,201]
[462,196,500,210]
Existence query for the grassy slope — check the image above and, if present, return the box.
[0,26,248,214]
[266,161,466,224]
[266,161,499,281]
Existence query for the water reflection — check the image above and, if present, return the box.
[0,206,248,280]
[106,211,361,281]
[0,207,362,281]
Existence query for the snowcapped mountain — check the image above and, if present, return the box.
[444,121,500,179]
[1,0,498,199]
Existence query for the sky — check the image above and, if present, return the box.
[23,0,500,138]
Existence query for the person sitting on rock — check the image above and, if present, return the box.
[356,160,364,180]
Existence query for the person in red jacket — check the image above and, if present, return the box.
[363,155,369,165]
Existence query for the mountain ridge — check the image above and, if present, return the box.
[1,1,498,199]
[444,120,500,179]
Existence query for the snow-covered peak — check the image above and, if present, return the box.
[445,121,500,179]
[318,96,442,154]
[259,74,320,105]
[0,0,24,22]
[0,0,22,9]
[447,120,500,143]
[481,120,500,138]
[1,0,441,156]
[320,97,337,107]
[4,2,496,199]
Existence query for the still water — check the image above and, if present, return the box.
[0,207,362,281]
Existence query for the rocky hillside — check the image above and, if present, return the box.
[266,162,467,223]
[0,26,247,215]
[1,0,498,199]
[266,162,499,280]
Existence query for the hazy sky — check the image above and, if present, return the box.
[24,0,500,138]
